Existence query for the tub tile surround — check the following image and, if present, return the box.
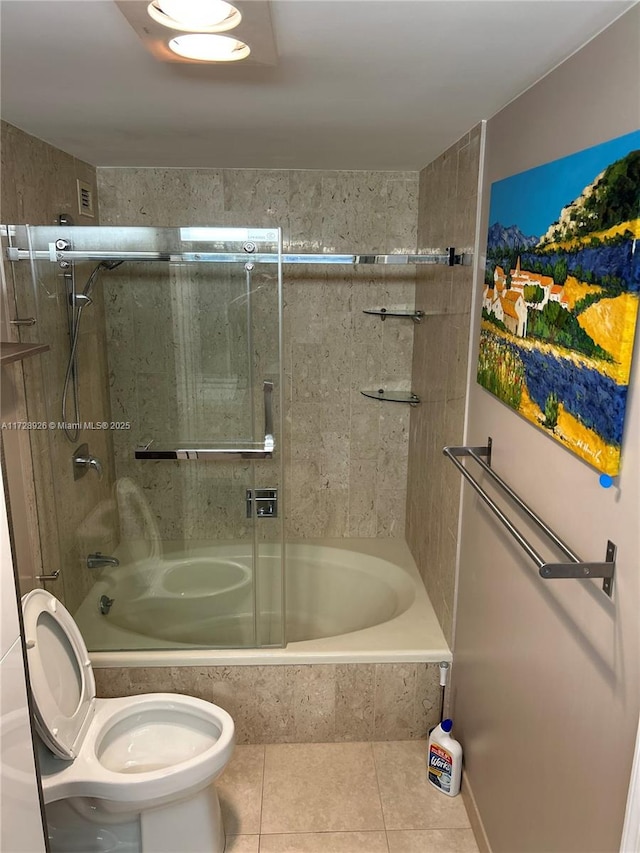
[406,125,482,644]
[1,121,96,226]
[1,122,119,609]
[94,661,442,744]
[218,740,478,852]
[284,265,414,539]
[97,168,418,541]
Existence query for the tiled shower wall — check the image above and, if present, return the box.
[406,125,482,643]
[97,169,418,539]
[0,121,118,612]
[93,170,443,743]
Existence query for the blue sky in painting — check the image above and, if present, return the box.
[488,129,640,239]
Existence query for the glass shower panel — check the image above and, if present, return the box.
[8,225,284,651]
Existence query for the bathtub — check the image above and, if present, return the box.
[76,539,451,668]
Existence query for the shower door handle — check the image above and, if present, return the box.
[134,379,276,461]
[263,380,274,454]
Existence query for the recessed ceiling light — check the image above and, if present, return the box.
[168,34,251,62]
[147,0,242,33]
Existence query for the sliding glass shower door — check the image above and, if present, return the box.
[8,224,284,651]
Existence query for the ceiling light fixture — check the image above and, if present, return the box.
[147,0,242,33]
[168,33,251,62]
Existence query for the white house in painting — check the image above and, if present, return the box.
[484,256,571,337]
[482,284,528,337]
[500,290,528,337]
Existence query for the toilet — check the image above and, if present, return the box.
[21,589,235,853]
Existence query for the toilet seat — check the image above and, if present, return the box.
[22,589,96,759]
[37,694,234,810]
[22,591,234,812]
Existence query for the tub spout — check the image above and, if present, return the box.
[87,552,120,569]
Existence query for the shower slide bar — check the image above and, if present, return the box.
[6,247,471,266]
[443,441,616,598]
[134,381,275,461]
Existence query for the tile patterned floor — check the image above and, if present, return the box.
[217,741,479,853]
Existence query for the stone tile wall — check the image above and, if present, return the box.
[406,125,482,643]
[97,169,418,539]
[94,661,441,743]
[1,122,118,610]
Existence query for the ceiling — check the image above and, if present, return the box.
[0,0,635,170]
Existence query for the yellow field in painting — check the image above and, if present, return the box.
[577,292,639,381]
[542,217,640,252]
[518,386,620,474]
[561,276,603,310]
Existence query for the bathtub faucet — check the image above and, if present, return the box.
[87,552,120,569]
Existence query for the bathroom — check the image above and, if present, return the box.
[0,2,639,852]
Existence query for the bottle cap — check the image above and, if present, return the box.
[441,719,453,733]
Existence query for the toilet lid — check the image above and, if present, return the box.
[21,589,95,760]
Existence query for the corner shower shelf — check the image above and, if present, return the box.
[0,341,49,366]
[360,389,421,406]
[363,308,425,323]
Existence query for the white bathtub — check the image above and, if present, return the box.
[76,539,451,667]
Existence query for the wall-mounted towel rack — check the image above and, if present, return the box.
[443,440,616,597]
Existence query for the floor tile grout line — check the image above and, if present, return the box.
[258,743,267,838]
[371,741,391,853]
[258,829,393,835]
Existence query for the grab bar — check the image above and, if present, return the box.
[135,380,275,461]
[443,440,616,597]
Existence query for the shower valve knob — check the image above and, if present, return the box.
[73,444,103,481]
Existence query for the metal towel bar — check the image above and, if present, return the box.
[443,441,615,597]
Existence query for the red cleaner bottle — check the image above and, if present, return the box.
[427,718,462,796]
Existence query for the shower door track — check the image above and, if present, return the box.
[6,248,471,266]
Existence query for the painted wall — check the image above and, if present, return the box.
[1,121,118,612]
[97,168,418,539]
[406,125,482,643]
[454,9,640,852]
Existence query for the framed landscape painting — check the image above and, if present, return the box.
[478,130,640,475]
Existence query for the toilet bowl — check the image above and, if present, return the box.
[22,589,234,853]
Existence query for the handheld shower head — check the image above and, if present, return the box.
[82,260,124,297]
[62,258,125,443]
